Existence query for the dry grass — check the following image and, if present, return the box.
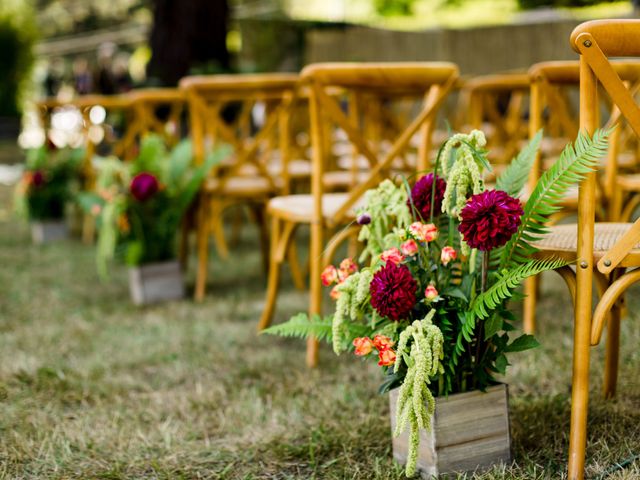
[0,184,639,479]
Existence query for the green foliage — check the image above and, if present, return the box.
[499,129,610,269]
[374,0,417,16]
[15,146,84,220]
[495,130,542,197]
[0,3,36,117]
[357,179,412,262]
[518,0,617,9]
[261,312,373,344]
[90,135,230,276]
[471,258,569,320]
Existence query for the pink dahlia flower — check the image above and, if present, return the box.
[130,172,159,202]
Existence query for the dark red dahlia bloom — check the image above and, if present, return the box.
[458,189,523,251]
[31,170,46,187]
[370,263,417,321]
[408,173,446,220]
[130,172,159,202]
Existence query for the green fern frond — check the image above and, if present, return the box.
[495,130,542,197]
[499,129,610,268]
[472,258,569,319]
[261,313,334,342]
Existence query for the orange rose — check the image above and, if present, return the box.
[380,247,404,265]
[372,334,395,351]
[339,258,358,275]
[321,265,339,286]
[400,239,418,256]
[441,246,457,266]
[353,337,374,356]
[378,348,396,366]
[409,222,438,243]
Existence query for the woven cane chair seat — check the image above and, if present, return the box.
[268,193,366,223]
[616,173,640,190]
[267,159,313,179]
[322,170,372,190]
[532,222,640,265]
[205,176,275,197]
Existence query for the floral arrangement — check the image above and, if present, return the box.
[265,128,609,476]
[14,143,84,221]
[80,134,227,276]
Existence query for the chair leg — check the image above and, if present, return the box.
[258,215,282,331]
[194,199,211,302]
[179,214,191,270]
[287,240,306,291]
[210,200,229,259]
[251,204,270,276]
[307,222,324,368]
[523,275,538,334]
[603,304,621,399]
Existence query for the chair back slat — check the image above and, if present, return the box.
[573,20,640,272]
[302,63,458,227]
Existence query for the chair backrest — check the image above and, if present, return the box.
[302,62,459,227]
[572,20,640,273]
[528,59,640,196]
[124,88,186,154]
[462,72,530,164]
[179,73,300,194]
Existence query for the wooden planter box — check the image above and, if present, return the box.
[128,260,185,306]
[389,384,511,478]
[31,220,69,244]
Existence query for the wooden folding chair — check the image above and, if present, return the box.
[257,62,459,367]
[122,88,186,156]
[179,74,304,301]
[530,19,640,479]
[523,60,640,333]
[462,72,531,167]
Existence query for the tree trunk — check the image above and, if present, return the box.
[147,0,230,86]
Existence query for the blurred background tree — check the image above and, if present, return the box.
[146,0,230,86]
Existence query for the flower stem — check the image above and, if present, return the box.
[480,250,490,293]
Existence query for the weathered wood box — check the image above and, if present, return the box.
[128,261,185,306]
[31,220,69,244]
[389,384,511,478]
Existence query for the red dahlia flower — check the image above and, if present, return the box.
[130,172,159,202]
[458,189,523,251]
[370,263,417,321]
[408,173,446,220]
[31,170,46,187]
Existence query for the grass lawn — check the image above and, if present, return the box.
[0,184,639,479]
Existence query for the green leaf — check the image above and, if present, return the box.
[499,128,610,269]
[494,354,508,374]
[471,258,569,320]
[483,314,504,340]
[261,313,334,343]
[505,334,540,352]
[496,130,542,197]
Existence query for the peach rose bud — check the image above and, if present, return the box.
[441,246,457,266]
[422,223,438,242]
[373,334,395,351]
[321,265,339,286]
[424,284,439,301]
[330,285,341,300]
[91,204,102,216]
[378,348,397,366]
[400,239,419,256]
[353,337,374,356]
[339,258,358,275]
[380,247,404,265]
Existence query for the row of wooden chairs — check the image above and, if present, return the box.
[34,19,640,479]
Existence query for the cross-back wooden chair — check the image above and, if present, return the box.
[180,73,303,301]
[523,60,640,334]
[257,62,459,367]
[530,20,640,479]
[68,95,135,242]
[462,73,531,168]
[122,88,186,157]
